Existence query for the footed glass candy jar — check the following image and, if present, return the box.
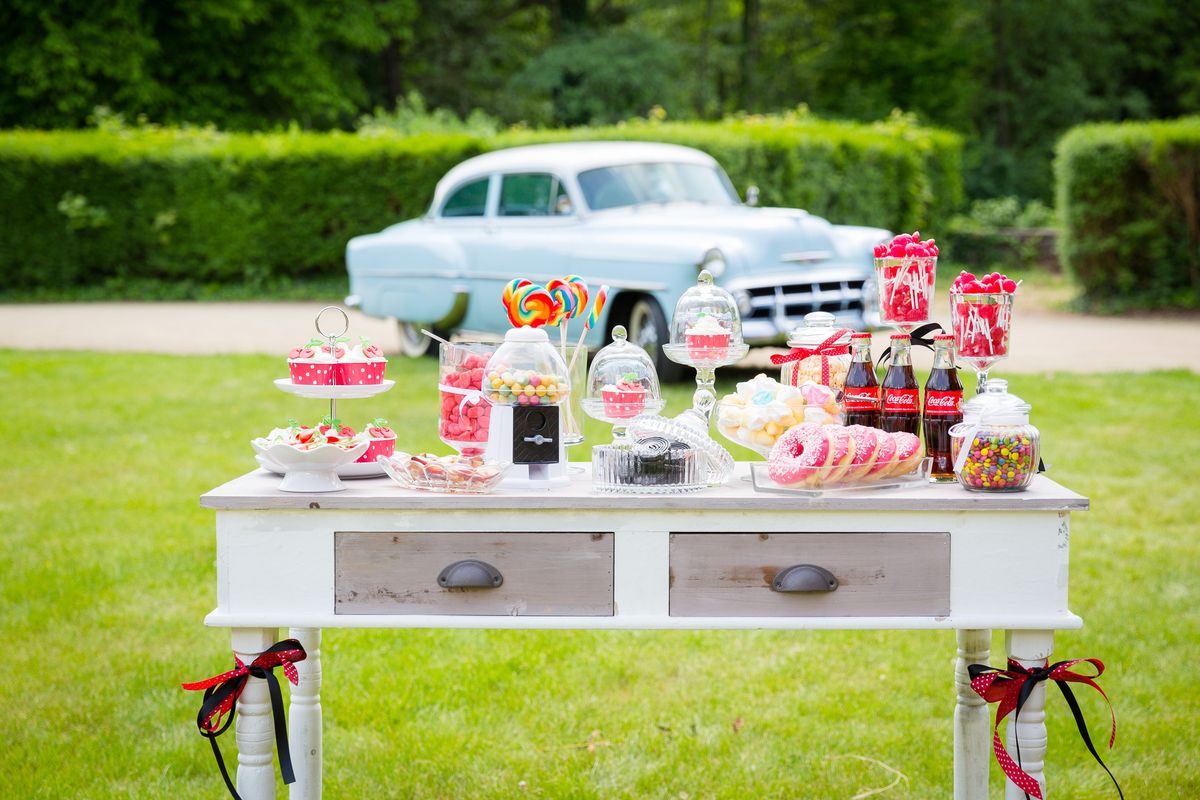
[948,379,1040,492]
[582,325,665,437]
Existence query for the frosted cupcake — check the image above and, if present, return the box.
[334,337,388,385]
[287,338,340,385]
[684,313,731,360]
[601,373,648,419]
[357,418,396,463]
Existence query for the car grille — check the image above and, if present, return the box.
[744,279,866,320]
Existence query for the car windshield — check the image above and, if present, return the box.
[577,162,739,211]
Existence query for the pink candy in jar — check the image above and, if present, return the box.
[872,232,938,327]
[439,348,494,446]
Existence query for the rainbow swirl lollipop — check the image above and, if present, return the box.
[564,274,589,319]
[502,278,532,310]
[545,278,576,326]
[507,283,555,328]
[587,285,609,330]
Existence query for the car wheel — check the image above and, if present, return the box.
[396,321,440,358]
[624,296,686,382]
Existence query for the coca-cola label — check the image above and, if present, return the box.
[923,390,963,416]
[843,386,880,411]
[883,388,920,413]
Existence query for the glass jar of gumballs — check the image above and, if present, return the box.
[483,326,571,407]
[948,379,1040,492]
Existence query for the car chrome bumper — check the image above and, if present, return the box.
[726,272,872,344]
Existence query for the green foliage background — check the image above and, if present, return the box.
[0,116,961,289]
[1055,116,1200,309]
[3,0,1197,200]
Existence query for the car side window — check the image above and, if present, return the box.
[499,173,572,217]
[441,177,490,217]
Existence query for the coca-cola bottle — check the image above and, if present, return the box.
[881,333,921,436]
[843,332,880,428]
[923,333,964,481]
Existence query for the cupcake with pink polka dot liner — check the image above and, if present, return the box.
[288,336,387,386]
[357,419,396,463]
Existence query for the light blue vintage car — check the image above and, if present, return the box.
[346,141,884,376]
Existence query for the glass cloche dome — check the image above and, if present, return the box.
[663,270,748,368]
[582,325,665,430]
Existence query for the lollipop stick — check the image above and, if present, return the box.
[567,323,590,375]
[421,328,453,347]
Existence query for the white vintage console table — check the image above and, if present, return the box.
[200,465,1088,800]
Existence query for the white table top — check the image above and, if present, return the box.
[201,465,1088,512]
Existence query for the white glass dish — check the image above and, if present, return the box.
[250,439,369,492]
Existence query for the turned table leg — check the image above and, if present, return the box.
[289,627,323,800]
[955,629,991,800]
[1005,630,1054,800]
[232,627,281,800]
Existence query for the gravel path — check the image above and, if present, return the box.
[1,299,1196,374]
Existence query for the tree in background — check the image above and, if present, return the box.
[0,0,417,129]
[2,0,1198,200]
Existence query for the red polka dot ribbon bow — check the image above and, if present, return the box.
[769,329,851,385]
[968,658,1122,800]
[182,639,307,800]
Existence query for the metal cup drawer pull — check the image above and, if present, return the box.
[437,559,504,589]
[771,564,838,593]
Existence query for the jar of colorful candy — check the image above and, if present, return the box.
[948,379,1040,492]
[483,326,571,406]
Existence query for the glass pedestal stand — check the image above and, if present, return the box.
[662,343,750,423]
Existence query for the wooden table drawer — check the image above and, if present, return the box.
[669,532,950,617]
[334,531,613,616]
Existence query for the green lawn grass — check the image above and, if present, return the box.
[2,351,1197,798]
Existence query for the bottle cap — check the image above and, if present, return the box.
[850,332,872,340]
[889,333,909,340]
[934,333,954,341]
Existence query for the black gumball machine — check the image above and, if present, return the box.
[482,326,573,488]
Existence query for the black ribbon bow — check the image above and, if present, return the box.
[969,658,1121,800]
[182,639,307,800]
[878,321,945,366]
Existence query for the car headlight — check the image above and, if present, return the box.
[699,248,727,278]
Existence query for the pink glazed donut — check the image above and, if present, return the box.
[866,428,898,478]
[842,425,880,481]
[826,426,857,482]
[768,424,833,485]
[887,431,924,477]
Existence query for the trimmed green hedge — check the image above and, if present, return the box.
[1056,117,1200,309]
[0,118,962,289]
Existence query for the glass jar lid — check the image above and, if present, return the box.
[786,311,853,348]
[961,379,1031,425]
[627,409,735,486]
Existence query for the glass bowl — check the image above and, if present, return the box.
[379,453,510,494]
